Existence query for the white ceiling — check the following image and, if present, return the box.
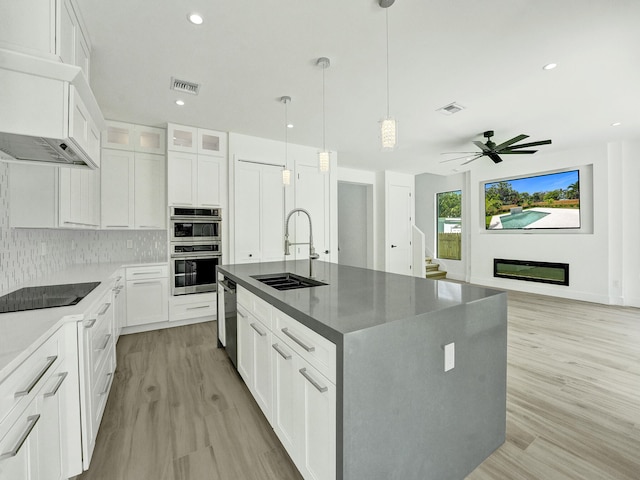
[79,0,640,175]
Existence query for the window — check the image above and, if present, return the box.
[436,190,461,260]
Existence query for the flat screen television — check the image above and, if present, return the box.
[484,169,580,230]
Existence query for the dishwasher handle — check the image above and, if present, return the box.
[218,279,236,294]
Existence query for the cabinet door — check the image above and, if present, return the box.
[0,0,56,57]
[197,129,227,157]
[272,341,297,456]
[8,163,58,228]
[126,278,169,326]
[75,29,90,81]
[134,153,166,229]
[59,0,76,65]
[294,164,331,261]
[102,121,134,150]
[37,367,70,480]
[251,319,273,421]
[196,156,222,207]
[134,126,165,155]
[297,358,336,480]
[0,402,40,480]
[234,162,262,262]
[101,149,135,229]
[261,166,285,262]
[167,152,196,206]
[236,308,253,386]
[167,124,197,153]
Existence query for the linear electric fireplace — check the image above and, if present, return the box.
[494,258,569,286]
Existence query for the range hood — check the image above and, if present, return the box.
[0,48,105,169]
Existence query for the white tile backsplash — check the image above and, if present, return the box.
[0,163,167,293]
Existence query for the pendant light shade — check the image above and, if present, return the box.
[317,57,331,173]
[281,96,292,186]
[379,1,397,151]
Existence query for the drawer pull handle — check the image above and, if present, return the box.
[100,373,113,396]
[281,328,315,352]
[250,322,267,337]
[44,372,68,398]
[0,415,40,460]
[98,302,112,316]
[133,271,161,275]
[272,343,292,360]
[97,334,112,351]
[299,368,328,393]
[132,281,159,286]
[15,356,58,398]
[186,305,209,310]
[85,318,97,328]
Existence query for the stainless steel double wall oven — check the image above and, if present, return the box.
[170,207,222,295]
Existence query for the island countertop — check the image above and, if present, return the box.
[218,260,504,344]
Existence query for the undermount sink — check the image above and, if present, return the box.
[251,273,328,291]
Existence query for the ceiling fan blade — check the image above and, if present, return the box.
[488,152,503,164]
[500,149,538,154]
[506,139,552,149]
[473,141,490,152]
[460,154,484,166]
[494,134,529,151]
[439,154,482,163]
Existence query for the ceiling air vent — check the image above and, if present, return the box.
[437,102,465,115]
[170,77,200,95]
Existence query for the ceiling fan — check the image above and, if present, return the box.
[441,130,552,165]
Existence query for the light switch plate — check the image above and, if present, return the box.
[444,342,455,372]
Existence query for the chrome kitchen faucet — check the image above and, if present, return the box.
[284,208,320,278]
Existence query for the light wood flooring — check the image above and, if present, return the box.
[77,292,640,480]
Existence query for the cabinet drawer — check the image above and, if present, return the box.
[0,330,62,426]
[274,310,336,384]
[125,265,168,280]
[89,347,115,433]
[237,286,272,329]
[169,293,216,322]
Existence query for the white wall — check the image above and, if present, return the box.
[415,172,467,281]
[338,182,369,268]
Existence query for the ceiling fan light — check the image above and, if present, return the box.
[318,151,330,172]
[381,117,397,151]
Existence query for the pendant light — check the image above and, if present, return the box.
[281,96,292,186]
[317,57,331,173]
[379,0,397,151]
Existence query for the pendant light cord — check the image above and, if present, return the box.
[284,100,288,165]
[322,65,326,151]
[385,8,390,118]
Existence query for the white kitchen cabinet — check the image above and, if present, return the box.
[125,265,169,327]
[69,86,101,165]
[168,292,216,323]
[236,305,273,421]
[102,121,165,155]
[168,124,227,157]
[271,340,297,456]
[77,286,116,469]
[234,161,284,263]
[9,163,99,229]
[101,145,166,230]
[167,152,225,208]
[0,0,91,80]
[0,323,81,480]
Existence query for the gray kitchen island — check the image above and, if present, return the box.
[218,260,507,480]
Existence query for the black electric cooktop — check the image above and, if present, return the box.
[0,282,100,314]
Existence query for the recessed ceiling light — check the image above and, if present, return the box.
[287,123,294,129]
[188,13,203,25]
[175,99,185,106]
[543,63,557,70]
[611,122,622,126]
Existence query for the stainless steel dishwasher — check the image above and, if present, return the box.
[217,275,237,368]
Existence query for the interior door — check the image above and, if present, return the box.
[387,183,412,275]
[294,164,330,261]
[235,162,261,262]
[261,165,285,261]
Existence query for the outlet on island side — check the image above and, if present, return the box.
[444,342,455,372]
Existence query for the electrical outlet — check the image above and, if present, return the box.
[127,240,133,249]
[444,342,455,372]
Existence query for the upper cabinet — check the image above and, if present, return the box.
[0,0,92,80]
[168,124,227,157]
[102,121,165,155]
[167,124,227,208]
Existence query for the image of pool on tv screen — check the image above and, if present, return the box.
[484,169,580,230]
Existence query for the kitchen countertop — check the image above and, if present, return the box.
[0,261,167,379]
[218,260,504,344]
